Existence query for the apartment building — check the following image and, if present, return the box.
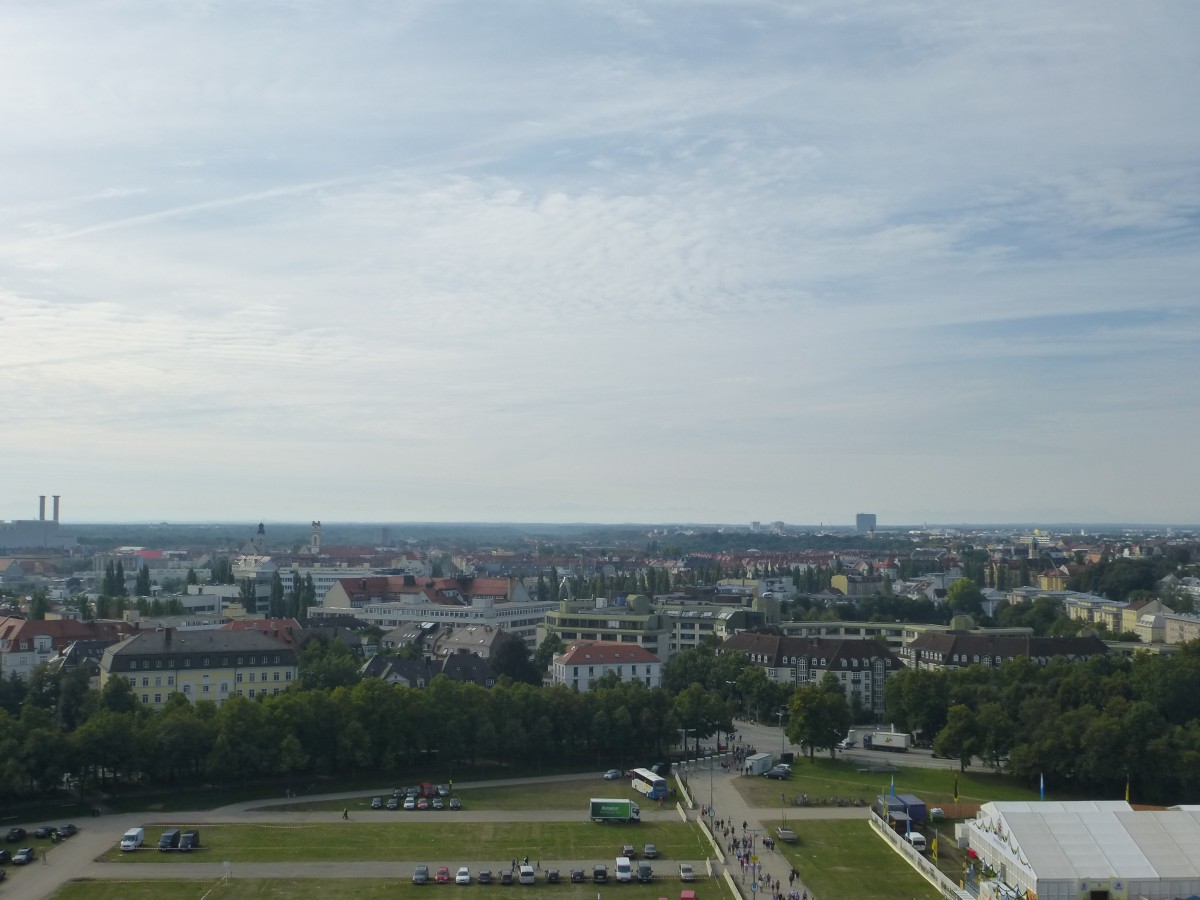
[551,640,662,691]
[100,627,299,709]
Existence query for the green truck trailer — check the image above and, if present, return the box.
[590,798,641,823]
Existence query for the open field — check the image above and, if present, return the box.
[54,879,728,900]
[733,757,1038,809]
[274,777,643,813]
[766,819,942,900]
[100,821,707,864]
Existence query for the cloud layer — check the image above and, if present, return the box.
[2,0,1198,524]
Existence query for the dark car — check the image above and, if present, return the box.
[499,870,514,885]
[764,767,790,780]
[593,865,608,883]
[371,796,383,809]
[449,797,462,810]
[570,869,585,883]
[413,865,430,885]
[643,843,658,859]
[5,828,26,844]
[0,849,11,864]
[180,829,201,851]
[621,843,636,859]
[34,827,54,839]
[386,797,400,810]
[478,869,493,885]
[58,824,78,838]
[13,848,35,865]
[638,861,654,883]
[546,869,560,884]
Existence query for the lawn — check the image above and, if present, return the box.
[53,879,731,900]
[766,819,942,900]
[274,777,639,813]
[100,821,708,864]
[733,757,1038,810]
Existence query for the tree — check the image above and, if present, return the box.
[269,571,285,618]
[186,567,198,586]
[28,591,50,620]
[135,564,151,596]
[115,561,127,596]
[490,632,541,685]
[239,578,258,612]
[788,673,850,759]
[946,578,984,616]
[934,704,981,771]
[532,632,564,673]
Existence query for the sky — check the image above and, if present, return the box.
[2,1,1199,526]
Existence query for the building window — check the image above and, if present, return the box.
[249,672,255,683]
[154,694,161,704]
[183,684,191,694]
[142,694,149,703]
[273,688,280,696]
[167,676,175,686]
[248,656,255,665]
[184,659,191,667]
[236,657,243,665]
[141,677,149,687]
[202,684,210,694]
[142,660,150,669]
[156,659,163,668]
[249,689,255,698]
[155,676,161,687]
[221,682,229,693]
[273,671,280,681]
[236,673,243,683]
[274,655,280,664]
[285,671,291,681]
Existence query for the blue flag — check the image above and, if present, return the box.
[1039,772,1044,801]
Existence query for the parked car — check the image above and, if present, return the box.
[929,807,946,821]
[436,784,450,796]
[449,797,462,810]
[404,797,417,810]
[432,797,444,810]
[546,869,560,884]
[570,868,585,883]
[0,849,11,864]
[416,798,430,810]
[13,848,35,866]
[604,768,621,780]
[58,824,78,838]
[764,767,790,780]
[478,869,493,885]
[387,797,400,810]
[638,861,654,883]
[643,843,658,858]
[34,827,54,839]
[413,865,430,884]
[455,867,471,885]
[371,796,383,809]
[593,865,608,883]
[180,829,201,851]
[621,843,636,859]
[499,870,514,885]
[5,828,26,844]
[435,866,451,884]
[679,864,695,882]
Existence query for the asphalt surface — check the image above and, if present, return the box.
[2,756,874,900]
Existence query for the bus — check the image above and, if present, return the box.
[630,767,667,800]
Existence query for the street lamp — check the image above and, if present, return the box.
[777,708,787,757]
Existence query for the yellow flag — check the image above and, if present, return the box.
[931,837,938,862]
[1125,777,1130,803]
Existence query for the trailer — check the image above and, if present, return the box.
[745,752,776,775]
[590,798,641,823]
[863,731,911,752]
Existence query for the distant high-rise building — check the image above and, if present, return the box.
[856,513,877,535]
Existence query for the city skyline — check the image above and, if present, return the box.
[4,2,1199,525]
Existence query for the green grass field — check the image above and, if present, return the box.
[100,821,707,864]
[766,819,942,900]
[732,757,1037,809]
[53,879,727,900]
[272,777,637,813]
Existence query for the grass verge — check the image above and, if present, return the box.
[100,821,707,864]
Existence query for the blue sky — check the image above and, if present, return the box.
[2,1,1198,525]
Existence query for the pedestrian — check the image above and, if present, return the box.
[536,861,540,870]
[342,807,348,820]
[42,851,48,866]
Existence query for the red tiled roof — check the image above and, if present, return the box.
[555,640,660,665]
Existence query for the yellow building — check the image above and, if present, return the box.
[100,627,300,708]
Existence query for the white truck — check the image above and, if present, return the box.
[864,731,911,752]
[745,752,775,775]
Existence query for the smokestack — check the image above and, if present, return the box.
[52,495,60,523]
[39,496,46,521]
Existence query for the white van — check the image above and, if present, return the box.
[518,864,536,885]
[615,857,633,883]
[120,827,145,851]
[905,831,926,853]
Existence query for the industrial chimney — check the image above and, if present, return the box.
[39,495,46,521]
[52,495,60,523]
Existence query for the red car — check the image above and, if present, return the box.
[435,866,451,884]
